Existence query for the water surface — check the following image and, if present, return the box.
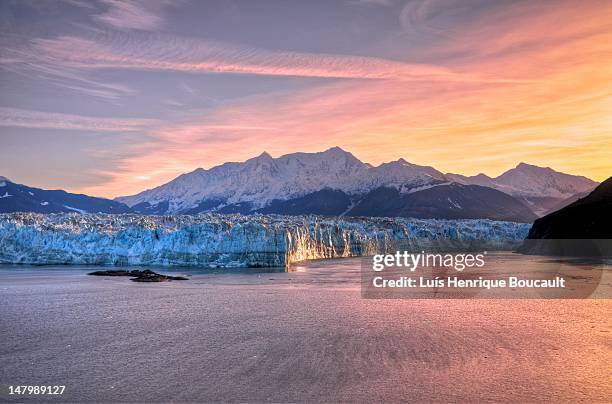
[1,254,610,402]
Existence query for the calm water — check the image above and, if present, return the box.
[1,254,611,402]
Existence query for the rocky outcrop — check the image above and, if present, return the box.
[519,177,612,256]
[88,269,188,282]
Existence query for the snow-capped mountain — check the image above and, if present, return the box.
[117,147,448,214]
[446,163,598,215]
[0,177,131,214]
[3,148,597,223]
[116,148,598,221]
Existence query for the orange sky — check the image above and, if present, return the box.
[2,0,611,198]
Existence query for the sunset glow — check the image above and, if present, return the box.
[1,0,611,198]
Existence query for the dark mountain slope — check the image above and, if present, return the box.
[347,183,537,223]
[0,178,131,214]
[541,190,592,216]
[526,176,612,239]
[519,176,612,256]
[131,201,170,215]
[257,189,351,216]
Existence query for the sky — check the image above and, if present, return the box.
[0,0,611,198]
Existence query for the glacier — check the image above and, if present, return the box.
[0,213,530,268]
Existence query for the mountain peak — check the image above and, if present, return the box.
[320,147,363,166]
[495,162,598,202]
[325,146,346,153]
[322,146,354,158]
[515,162,552,172]
[0,176,11,183]
[246,151,274,164]
[379,158,411,167]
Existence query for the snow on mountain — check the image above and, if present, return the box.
[117,149,598,218]
[495,163,598,199]
[369,158,448,192]
[4,150,597,221]
[0,213,530,268]
[446,163,598,215]
[446,173,497,188]
[117,147,448,214]
[449,163,597,199]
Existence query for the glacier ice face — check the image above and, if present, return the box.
[0,213,530,268]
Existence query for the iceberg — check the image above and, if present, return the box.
[0,213,530,268]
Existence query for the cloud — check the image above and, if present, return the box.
[6,61,135,100]
[349,0,394,7]
[21,32,520,83]
[399,0,484,34]
[62,0,97,9]
[0,1,180,100]
[93,0,164,30]
[0,6,524,105]
[83,0,612,197]
[1,35,135,100]
[0,107,158,132]
[4,0,612,197]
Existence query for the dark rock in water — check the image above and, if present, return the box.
[519,176,612,257]
[88,270,140,277]
[130,269,189,282]
[88,269,188,282]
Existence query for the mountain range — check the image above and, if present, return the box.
[115,147,597,222]
[0,176,130,214]
[446,163,597,215]
[0,148,599,222]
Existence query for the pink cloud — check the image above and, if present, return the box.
[26,32,520,83]
[0,107,158,132]
[81,0,612,197]
[93,0,165,31]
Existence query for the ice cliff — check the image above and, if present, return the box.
[0,213,530,268]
